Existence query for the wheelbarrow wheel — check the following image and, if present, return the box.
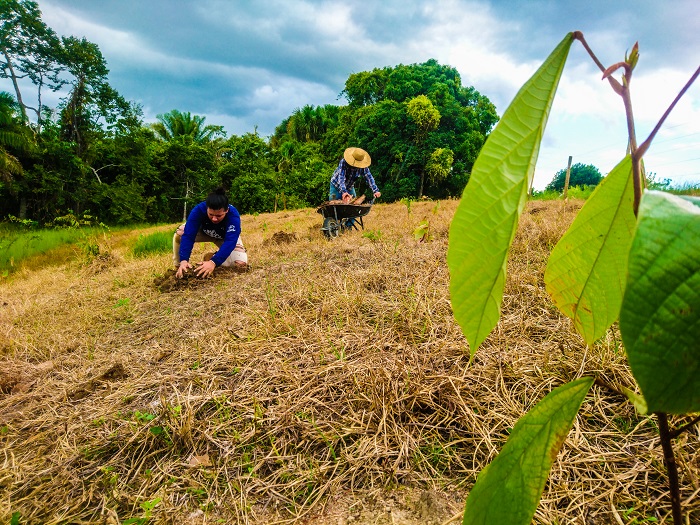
[322,217,340,239]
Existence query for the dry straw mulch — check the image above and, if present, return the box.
[0,199,698,525]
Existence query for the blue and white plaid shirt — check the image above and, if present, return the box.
[330,159,379,195]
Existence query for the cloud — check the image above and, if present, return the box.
[7,0,698,188]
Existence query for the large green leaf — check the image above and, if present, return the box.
[448,34,573,353]
[620,191,700,414]
[462,376,593,525]
[544,156,636,344]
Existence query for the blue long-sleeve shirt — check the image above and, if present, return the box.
[330,159,379,195]
[179,202,241,266]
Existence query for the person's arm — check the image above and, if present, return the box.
[178,204,204,263]
[363,167,381,197]
[331,161,349,196]
[211,208,242,266]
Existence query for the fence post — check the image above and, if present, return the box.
[563,155,573,201]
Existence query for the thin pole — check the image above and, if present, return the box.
[563,155,573,201]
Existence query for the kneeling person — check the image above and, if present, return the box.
[173,188,247,278]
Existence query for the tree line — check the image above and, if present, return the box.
[1,0,501,226]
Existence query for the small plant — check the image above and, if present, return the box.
[362,229,383,242]
[448,32,699,524]
[6,215,38,229]
[48,210,106,229]
[400,197,413,215]
[77,236,101,260]
[413,219,433,242]
[122,497,162,525]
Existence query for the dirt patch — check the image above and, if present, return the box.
[153,266,248,292]
[264,231,299,245]
[0,360,54,395]
[67,362,129,401]
[272,488,462,525]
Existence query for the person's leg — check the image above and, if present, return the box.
[211,237,248,268]
[329,182,343,201]
[172,224,186,267]
[344,188,358,229]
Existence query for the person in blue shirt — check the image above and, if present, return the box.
[173,188,247,278]
[329,147,381,203]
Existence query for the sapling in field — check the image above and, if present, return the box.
[448,32,699,525]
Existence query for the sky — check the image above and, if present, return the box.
[6,0,700,190]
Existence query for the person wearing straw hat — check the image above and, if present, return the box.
[329,147,381,204]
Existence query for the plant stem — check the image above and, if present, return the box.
[669,414,700,439]
[656,412,682,524]
[636,65,700,159]
[574,32,641,214]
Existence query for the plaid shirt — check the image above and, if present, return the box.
[330,159,379,195]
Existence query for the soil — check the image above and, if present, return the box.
[263,231,299,245]
[251,488,464,525]
[153,265,249,292]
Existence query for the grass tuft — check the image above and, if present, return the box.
[132,230,173,257]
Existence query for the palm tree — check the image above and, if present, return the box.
[151,109,225,144]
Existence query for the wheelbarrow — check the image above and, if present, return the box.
[316,197,374,239]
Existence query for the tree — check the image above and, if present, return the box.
[0,91,29,185]
[342,60,498,201]
[0,0,64,128]
[152,109,225,144]
[545,162,602,192]
[406,95,441,197]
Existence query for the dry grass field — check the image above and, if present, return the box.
[0,199,698,525]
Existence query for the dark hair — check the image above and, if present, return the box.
[205,187,228,210]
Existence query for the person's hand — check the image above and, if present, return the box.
[342,192,352,203]
[373,191,381,199]
[195,259,216,278]
[175,260,191,279]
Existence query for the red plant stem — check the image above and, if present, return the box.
[574,32,641,214]
[657,412,682,524]
[636,65,700,159]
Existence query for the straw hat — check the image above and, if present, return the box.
[343,147,371,168]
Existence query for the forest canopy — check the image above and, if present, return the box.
[0,0,499,225]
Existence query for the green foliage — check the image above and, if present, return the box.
[122,497,162,525]
[413,220,433,242]
[545,162,603,192]
[462,378,593,525]
[361,229,383,242]
[132,230,172,257]
[545,156,636,344]
[152,109,225,144]
[620,192,700,414]
[1,7,499,224]
[448,33,573,354]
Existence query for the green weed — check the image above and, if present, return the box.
[122,497,162,525]
[362,229,383,242]
[132,231,172,257]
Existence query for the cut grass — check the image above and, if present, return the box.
[0,199,697,524]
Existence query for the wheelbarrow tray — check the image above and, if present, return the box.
[316,202,373,220]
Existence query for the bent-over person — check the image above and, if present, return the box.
[173,188,247,278]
